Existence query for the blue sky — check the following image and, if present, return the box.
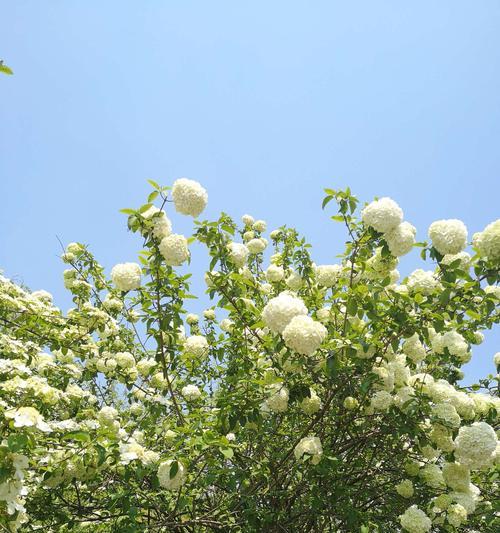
[1,1,499,383]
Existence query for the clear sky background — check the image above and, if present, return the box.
[1,2,499,383]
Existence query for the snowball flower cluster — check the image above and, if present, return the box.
[428,219,468,255]
[474,218,500,263]
[227,242,249,268]
[315,264,342,287]
[285,271,303,291]
[432,402,461,428]
[407,269,441,295]
[265,384,289,413]
[361,197,403,233]
[159,234,189,266]
[111,263,142,291]
[402,333,426,363]
[442,462,470,492]
[247,238,267,254]
[183,335,209,357]
[431,330,469,361]
[399,505,432,533]
[262,292,307,333]
[396,479,414,498]
[142,206,172,239]
[294,436,323,465]
[300,390,322,415]
[172,178,207,217]
[453,422,497,470]
[182,384,202,401]
[385,221,417,257]
[282,315,327,356]
[266,264,285,282]
[157,460,186,490]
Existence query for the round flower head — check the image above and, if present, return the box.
[475,219,500,263]
[266,264,285,283]
[294,436,323,465]
[262,292,308,333]
[494,352,500,366]
[407,269,441,295]
[159,234,189,266]
[241,214,254,226]
[402,333,426,363]
[282,315,327,356]
[428,219,468,255]
[157,460,186,490]
[111,263,142,292]
[396,479,414,498]
[384,221,416,257]
[266,384,289,413]
[300,390,322,415]
[361,197,403,233]
[432,402,461,429]
[246,238,267,254]
[183,335,209,357]
[252,219,267,232]
[182,384,202,401]
[399,505,432,533]
[315,264,342,287]
[431,330,469,361]
[227,242,249,268]
[442,462,470,492]
[454,422,497,470]
[172,178,208,217]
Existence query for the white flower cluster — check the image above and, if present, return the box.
[300,389,322,415]
[315,264,342,287]
[183,335,209,357]
[227,242,249,267]
[407,269,441,295]
[282,315,327,356]
[172,178,208,217]
[142,206,173,240]
[453,422,497,470]
[473,219,500,263]
[402,333,427,363]
[385,221,417,257]
[431,330,469,361]
[362,197,416,257]
[266,264,285,282]
[111,263,142,291]
[399,505,432,533]
[294,436,323,465]
[265,384,289,413]
[159,234,189,266]
[396,479,414,498]
[157,460,186,489]
[262,292,308,334]
[182,384,202,401]
[428,219,468,255]
[362,197,403,233]
[5,406,51,432]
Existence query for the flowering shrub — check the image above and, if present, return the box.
[0,180,499,532]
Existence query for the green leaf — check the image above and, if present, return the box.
[62,430,91,443]
[147,179,160,189]
[0,62,13,75]
[8,434,29,452]
[221,448,234,459]
[169,460,179,479]
[120,208,136,215]
[322,196,334,210]
[147,190,159,203]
